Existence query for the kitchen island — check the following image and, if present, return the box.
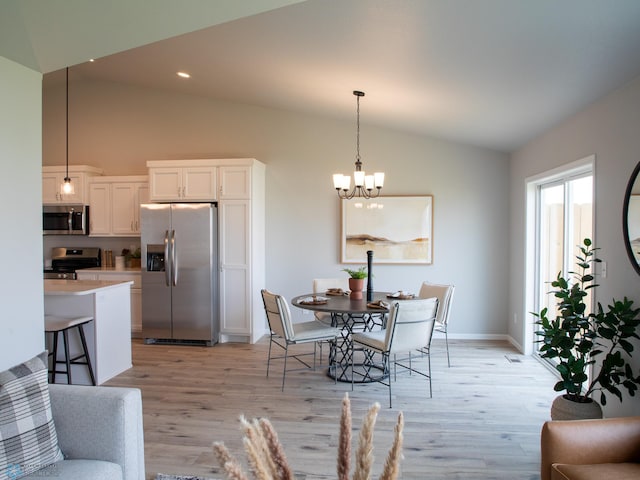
[44,279,133,385]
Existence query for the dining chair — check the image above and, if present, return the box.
[418,282,455,366]
[261,289,341,391]
[350,297,438,408]
[312,278,350,325]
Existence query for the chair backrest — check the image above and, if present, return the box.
[385,297,438,354]
[418,282,455,327]
[312,278,350,294]
[261,289,294,341]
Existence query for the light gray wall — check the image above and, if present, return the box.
[0,56,44,370]
[510,74,640,417]
[42,75,510,338]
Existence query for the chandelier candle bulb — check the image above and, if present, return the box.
[374,172,385,188]
[365,175,374,190]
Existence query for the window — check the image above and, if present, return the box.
[523,156,594,356]
[537,175,593,328]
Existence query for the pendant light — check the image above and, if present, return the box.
[60,67,74,195]
[333,90,384,199]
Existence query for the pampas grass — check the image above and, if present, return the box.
[213,393,404,480]
[337,393,352,480]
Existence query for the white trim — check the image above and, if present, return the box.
[525,155,595,184]
[444,333,512,341]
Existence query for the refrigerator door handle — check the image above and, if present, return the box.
[164,230,171,287]
[171,229,178,286]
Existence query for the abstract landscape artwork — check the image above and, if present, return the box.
[341,195,433,264]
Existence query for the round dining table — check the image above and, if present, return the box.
[291,291,391,382]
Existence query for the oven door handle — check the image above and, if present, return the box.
[67,210,73,233]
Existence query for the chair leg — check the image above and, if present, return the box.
[331,339,337,385]
[77,324,96,386]
[281,344,289,392]
[444,327,451,367]
[62,329,72,384]
[428,348,433,398]
[266,334,273,377]
[50,331,59,384]
[351,345,355,391]
[385,353,392,409]
[313,342,317,371]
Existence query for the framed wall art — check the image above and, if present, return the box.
[341,195,433,264]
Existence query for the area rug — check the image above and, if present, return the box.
[156,473,307,480]
[156,475,218,480]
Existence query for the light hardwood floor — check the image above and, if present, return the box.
[106,338,557,480]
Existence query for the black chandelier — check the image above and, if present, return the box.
[333,91,384,199]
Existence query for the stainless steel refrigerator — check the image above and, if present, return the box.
[141,203,218,346]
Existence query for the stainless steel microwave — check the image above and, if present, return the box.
[43,205,90,235]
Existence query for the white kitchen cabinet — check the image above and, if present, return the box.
[111,181,149,235]
[147,158,265,343]
[219,165,251,199]
[148,163,217,201]
[76,269,142,338]
[42,165,103,205]
[218,160,266,344]
[88,183,111,235]
[89,176,149,237]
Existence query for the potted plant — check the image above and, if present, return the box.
[534,238,640,420]
[123,247,142,268]
[343,267,368,300]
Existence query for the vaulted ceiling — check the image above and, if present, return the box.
[4,0,640,152]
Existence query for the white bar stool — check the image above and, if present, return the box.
[45,315,96,385]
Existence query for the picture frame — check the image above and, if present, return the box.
[341,195,434,264]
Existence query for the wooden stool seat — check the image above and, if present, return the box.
[45,315,96,385]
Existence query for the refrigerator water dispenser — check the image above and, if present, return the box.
[146,245,165,272]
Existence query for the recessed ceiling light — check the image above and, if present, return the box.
[89,59,95,62]
[177,71,191,79]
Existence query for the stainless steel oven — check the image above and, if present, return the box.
[43,247,101,279]
[43,205,89,235]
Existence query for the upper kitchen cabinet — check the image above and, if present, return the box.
[147,160,218,202]
[219,165,251,199]
[89,176,149,237]
[42,165,103,205]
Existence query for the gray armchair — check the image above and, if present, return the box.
[22,384,145,480]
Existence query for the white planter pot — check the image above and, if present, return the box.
[550,394,603,421]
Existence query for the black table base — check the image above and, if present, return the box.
[328,311,387,383]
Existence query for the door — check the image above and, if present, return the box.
[170,203,216,341]
[534,173,593,355]
[141,204,172,339]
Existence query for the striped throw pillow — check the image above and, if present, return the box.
[0,352,64,480]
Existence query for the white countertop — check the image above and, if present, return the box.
[80,266,141,274]
[44,279,134,295]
